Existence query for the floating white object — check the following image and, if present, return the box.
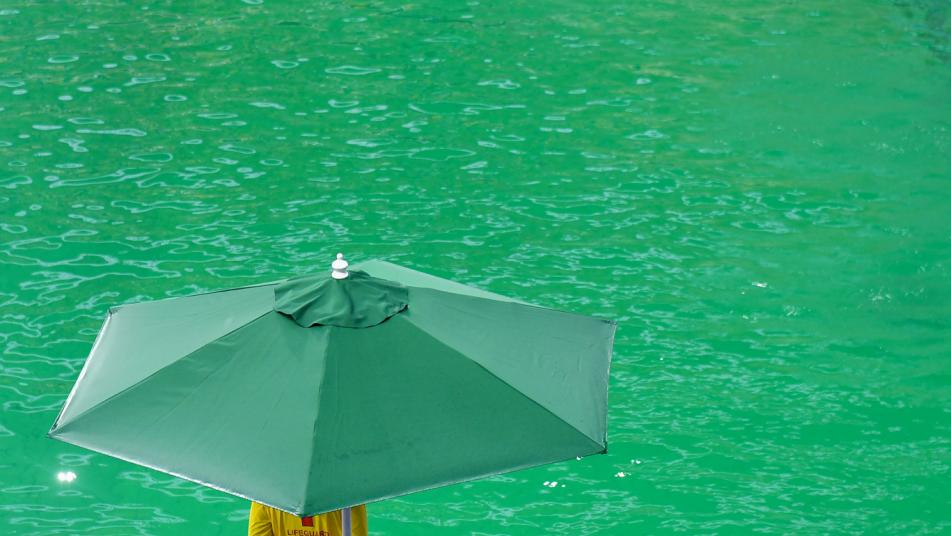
[331,253,349,279]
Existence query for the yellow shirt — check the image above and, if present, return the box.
[248,502,368,536]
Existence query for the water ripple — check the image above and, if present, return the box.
[325,65,381,76]
[1,2,948,535]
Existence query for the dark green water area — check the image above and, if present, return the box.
[1,0,949,534]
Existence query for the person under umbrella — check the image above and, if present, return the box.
[248,501,367,536]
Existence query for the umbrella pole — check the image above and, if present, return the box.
[342,506,352,535]
[336,255,353,536]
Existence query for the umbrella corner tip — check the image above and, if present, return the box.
[46,420,66,439]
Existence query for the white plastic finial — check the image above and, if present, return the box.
[331,253,349,279]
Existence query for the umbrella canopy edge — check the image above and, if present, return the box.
[300,447,607,517]
[47,431,295,514]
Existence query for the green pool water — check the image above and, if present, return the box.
[1,1,949,534]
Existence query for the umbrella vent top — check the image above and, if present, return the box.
[331,253,349,279]
[274,269,408,328]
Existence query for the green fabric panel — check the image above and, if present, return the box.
[50,313,329,514]
[55,284,276,427]
[354,260,525,304]
[300,315,603,515]
[274,270,408,328]
[403,287,616,446]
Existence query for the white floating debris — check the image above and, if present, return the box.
[547,481,558,488]
[752,282,768,288]
[615,472,627,478]
[635,460,642,465]
[56,471,76,483]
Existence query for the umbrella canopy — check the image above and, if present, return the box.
[49,258,616,516]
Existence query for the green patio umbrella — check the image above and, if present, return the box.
[48,255,616,522]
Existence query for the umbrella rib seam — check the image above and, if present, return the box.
[356,260,534,307]
[412,285,617,326]
[115,281,281,312]
[299,324,333,514]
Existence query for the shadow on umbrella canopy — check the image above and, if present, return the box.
[49,256,616,517]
